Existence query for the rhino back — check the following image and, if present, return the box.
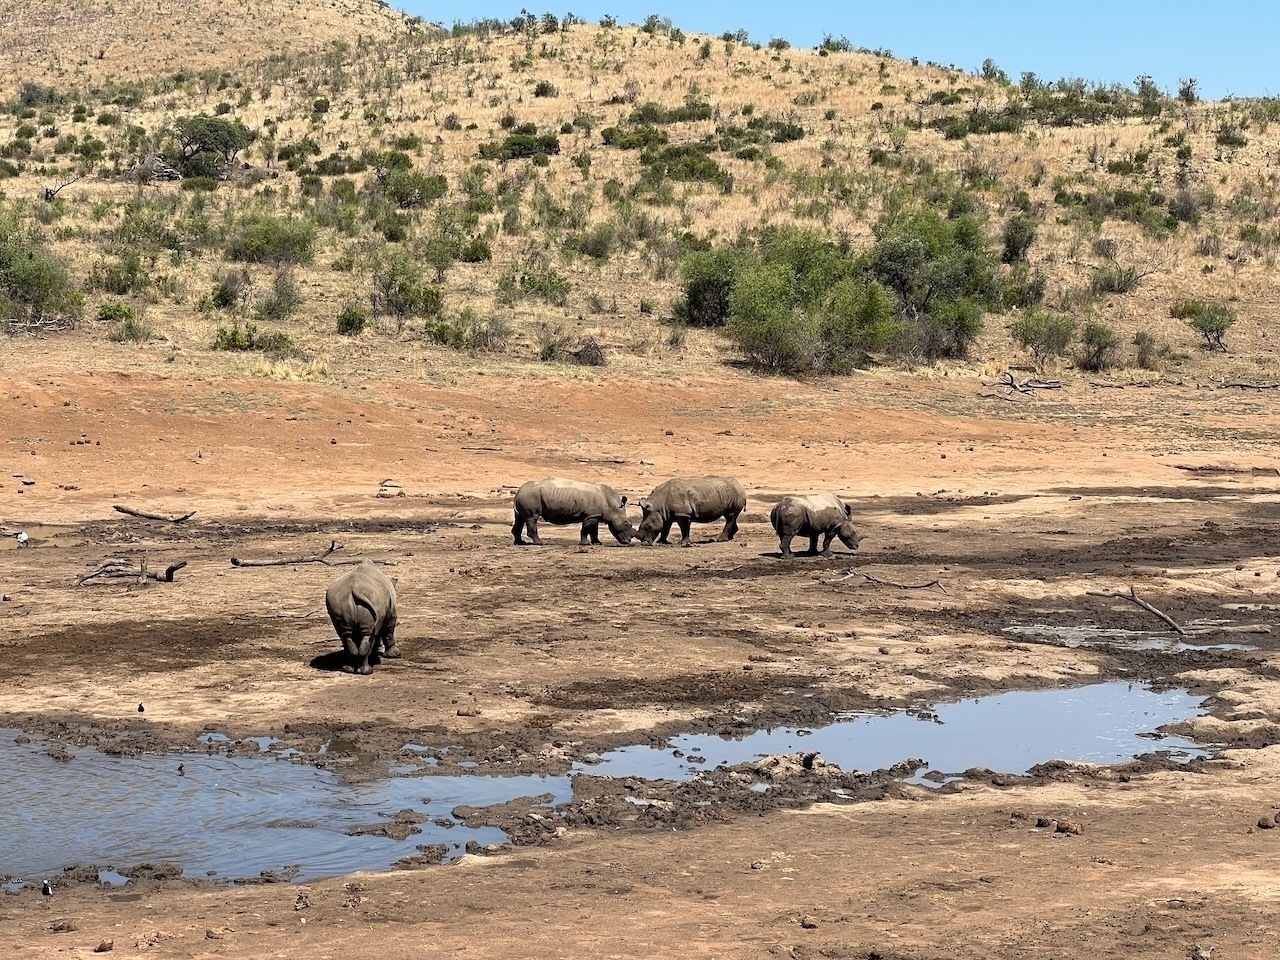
[326,561,395,626]
[795,493,849,532]
[517,478,613,524]
[651,476,745,521]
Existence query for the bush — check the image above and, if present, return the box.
[97,300,135,324]
[210,268,251,309]
[1008,309,1076,369]
[378,168,447,208]
[1133,330,1158,369]
[1089,260,1140,295]
[533,80,558,98]
[0,209,83,325]
[1078,319,1119,371]
[674,247,742,327]
[535,323,568,361]
[1001,213,1037,263]
[89,248,148,295]
[478,132,560,161]
[424,307,510,352]
[212,319,294,354]
[166,115,256,179]
[459,236,492,262]
[336,302,368,335]
[370,247,443,324]
[255,269,302,321]
[108,313,154,343]
[227,214,316,264]
[1172,298,1236,350]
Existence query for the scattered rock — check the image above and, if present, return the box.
[48,919,76,933]
[800,915,819,929]
[1056,819,1084,835]
[93,940,114,953]
[1258,815,1276,830]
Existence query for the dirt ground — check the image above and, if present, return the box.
[4,362,1280,958]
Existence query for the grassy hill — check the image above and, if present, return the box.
[2,5,1278,384]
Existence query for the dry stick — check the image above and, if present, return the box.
[1086,587,1185,635]
[1215,379,1280,390]
[113,504,197,523]
[230,540,343,568]
[979,391,1022,403]
[575,457,627,464]
[74,559,187,585]
[817,568,949,594]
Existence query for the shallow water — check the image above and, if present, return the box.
[0,732,569,886]
[574,682,1208,785]
[0,682,1211,887]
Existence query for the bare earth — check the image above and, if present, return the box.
[4,365,1280,959]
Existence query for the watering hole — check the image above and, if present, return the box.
[0,682,1209,887]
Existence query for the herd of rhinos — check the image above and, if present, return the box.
[327,475,861,675]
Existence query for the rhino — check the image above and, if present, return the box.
[324,560,400,675]
[636,476,747,547]
[770,493,861,559]
[511,478,636,546]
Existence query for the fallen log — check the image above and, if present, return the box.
[1086,587,1185,635]
[816,568,949,594]
[75,557,188,585]
[231,541,343,567]
[113,504,197,523]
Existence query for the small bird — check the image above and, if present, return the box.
[177,762,185,776]
[41,879,53,898]
[137,703,144,713]
[15,532,28,547]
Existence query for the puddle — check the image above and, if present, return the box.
[574,682,1209,786]
[1003,623,1258,652]
[0,731,570,887]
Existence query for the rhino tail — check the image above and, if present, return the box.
[350,585,382,623]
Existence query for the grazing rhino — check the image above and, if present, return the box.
[512,478,636,546]
[770,493,861,559]
[637,476,747,547]
[324,560,400,675]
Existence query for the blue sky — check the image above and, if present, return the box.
[400,1,1276,101]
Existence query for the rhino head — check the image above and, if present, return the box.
[607,497,637,545]
[837,502,861,551]
[635,500,663,545]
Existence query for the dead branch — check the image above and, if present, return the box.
[575,457,627,464]
[1182,624,1271,636]
[979,391,1023,403]
[75,558,187,585]
[42,174,85,202]
[816,569,949,594]
[460,445,503,452]
[1086,587,1184,635]
[231,541,343,567]
[113,504,197,523]
[1215,380,1280,390]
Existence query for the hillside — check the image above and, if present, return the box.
[1,6,1279,384]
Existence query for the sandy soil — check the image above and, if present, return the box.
[3,363,1280,958]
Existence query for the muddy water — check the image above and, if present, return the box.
[0,683,1210,886]
[0,731,570,885]
[576,682,1209,785]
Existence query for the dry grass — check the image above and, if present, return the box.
[1,5,1279,384]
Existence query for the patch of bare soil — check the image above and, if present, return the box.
[4,368,1280,958]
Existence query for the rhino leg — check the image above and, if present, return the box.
[676,517,695,547]
[806,534,820,555]
[658,520,673,545]
[580,519,602,546]
[379,617,401,660]
[820,532,836,557]
[525,517,543,545]
[511,512,527,545]
[717,510,740,542]
[779,534,795,559]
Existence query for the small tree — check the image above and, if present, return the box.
[166,115,256,179]
[1008,309,1076,370]
[1172,298,1236,350]
[1001,213,1037,263]
[1078,319,1119,371]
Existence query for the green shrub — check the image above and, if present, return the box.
[332,302,368,335]
[535,323,568,361]
[97,300,135,323]
[1133,330,1158,369]
[1172,298,1236,350]
[1078,319,1119,370]
[600,125,669,149]
[1008,308,1076,369]
[459,236,492,262]
[336,302,369,335]
[640,144,730,187]
[227,214,316,264]
[999,265,1047,309]
[166,115,256,179]
[1001,213,1037,263]
[1088,260,1140,295]
[425,307,510,352]
[567,223,617,261]
[533,80,558,98]
[478,132,560,161]
[212,319,294,354]
[675,247,742,327]
[181,176,219,192]
[210,268,251,309]
[370,247,444,324]
[0,209,83,325]
[89,248,148,295]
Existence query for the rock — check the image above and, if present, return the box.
[1258,815,1276,829]
[800,915,819,929]
[205,930,222,940]
[1035,817,1057,829]
[93,940,114,953]
[1055,819,1084,835]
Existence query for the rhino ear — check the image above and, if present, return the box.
[844,502,853,518]
[619,495,628,507]
[639,500,652,515]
